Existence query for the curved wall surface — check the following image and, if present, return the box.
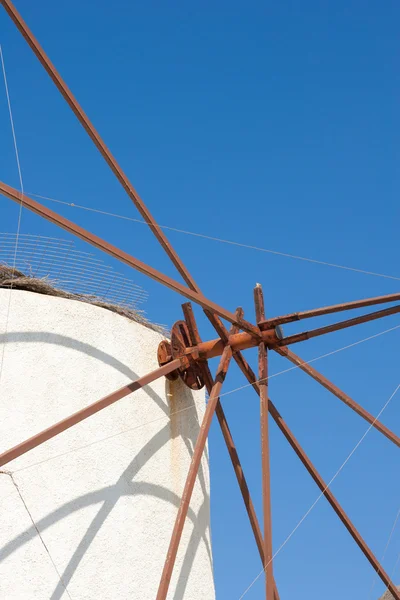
[0,289,214,600]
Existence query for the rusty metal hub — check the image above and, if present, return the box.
[157,319,286,390]
[157,340,179,381]
[157,320,205,390]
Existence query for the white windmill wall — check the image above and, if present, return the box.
[0,289,215,600]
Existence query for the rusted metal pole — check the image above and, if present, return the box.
[221,348,400,598]
[275,346,400,447]
[0,182,260,336]
[254,285,274,600]
[182,306,265,560]
[0,360,181,468]
[213,387,280,600]
[277,304,400,347]
[164,300,399,361]
[0,0,201,293]
[188,327,279,358]
[201,307,280,600]
[156,322,236,600]
[182,303,279,600]
[260,292,400,329]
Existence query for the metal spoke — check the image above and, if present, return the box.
[260,292,400,329]
[156,317,237,600]
[254,284,274,600]
[278,304,400,346]
[183,302,280,600]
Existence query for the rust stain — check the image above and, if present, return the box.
[166,379,182,494]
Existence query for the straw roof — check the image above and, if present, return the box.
[0,264,165,334]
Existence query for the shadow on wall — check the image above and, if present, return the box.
[0,330,212,599]
[0,330,169,415]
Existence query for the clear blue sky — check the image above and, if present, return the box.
[1,2,399,598]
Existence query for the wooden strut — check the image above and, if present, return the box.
[155,314,239,600]
[182,302,280,600]
[254,285,275,600]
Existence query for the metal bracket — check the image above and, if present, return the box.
[157,320,205,390]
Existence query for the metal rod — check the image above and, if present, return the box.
[223,348,400,598]
[275,347,400,447]
[277,304,400,347]
[189,328,278,359]
[0,360,181,468]
[176,302,399,363]
[174,300,400,360]
[254,285,274,600]
[0,182,260,336]
[183,305,266,558]
[0,0,200,293]
[156,334,235,600]
[200,306,282,599]
[260,292,400,329]
[182,303,280,600]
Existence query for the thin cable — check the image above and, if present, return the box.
[13,322,400,475]
[0,44,25,390]
[238,382,400,599]
[27,191,400,283]
[9,473,73,599]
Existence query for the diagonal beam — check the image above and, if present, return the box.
[156,317,237,600]
[260,292,400,329]
[182,303,280,600]
[275,346,400,447]
[0,182,260,336]
[224,353,400,599]
[0,360,181,468]
[277,304,400,347]
[268,398,400,600]
[254,284,274,600]
[0,0,200,292]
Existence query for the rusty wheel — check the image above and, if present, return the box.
[170,320,205,390]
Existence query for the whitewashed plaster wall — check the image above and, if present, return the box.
[0,289,215,600]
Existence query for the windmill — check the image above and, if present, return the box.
[0,2,399,598]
